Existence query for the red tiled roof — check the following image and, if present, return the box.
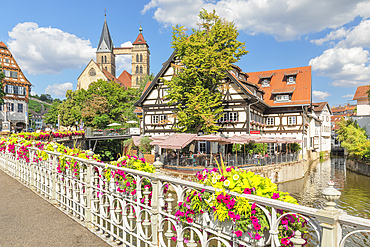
[133,33,147,45]
[259,72,274,78]
[246,66,311,107]
[141,81,153,96]
[312,102,327,112]
[332,104,356,113]
[0,41,7,48]
[271,86,295,94]
[118,70,132,88]
[353,85,370,100]
[101,68,127,90]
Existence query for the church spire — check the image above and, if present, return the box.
[97,12,113,53]
[139,22,143,33]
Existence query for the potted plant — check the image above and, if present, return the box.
[139,136,155,163]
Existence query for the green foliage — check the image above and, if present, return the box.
[44,101,60,125]
[336,117,370,159]
[56,80,142,129]
[0,66,6,105]
[165,9,248,134]
[138,136,153,154]
[288,143,302,152]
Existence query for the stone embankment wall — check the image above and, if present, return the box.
[244,160,309,184]
[346,159,370,177]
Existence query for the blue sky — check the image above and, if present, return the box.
[2,0,370,107]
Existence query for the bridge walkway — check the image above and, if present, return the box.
[0,170,109,247]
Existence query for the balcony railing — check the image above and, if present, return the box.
[0,143,369,247]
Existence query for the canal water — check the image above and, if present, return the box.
[278,157,370,246]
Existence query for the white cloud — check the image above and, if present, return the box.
[142,0,370,41]
[310,19,370,87]
[311,28,348,46]
[116,42,133,76]
[342,94,354,98]
[313,91,331,101]
[30,91,37,96]
[45,82,73,97]
[7,22,95,75]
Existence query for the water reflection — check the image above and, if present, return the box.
[279,157,370,246]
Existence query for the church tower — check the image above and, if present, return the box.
[131,24,150,88]
[96,15,116,77]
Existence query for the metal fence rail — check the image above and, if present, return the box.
[0,143,369,247]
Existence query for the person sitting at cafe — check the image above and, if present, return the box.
[189,151,196,166]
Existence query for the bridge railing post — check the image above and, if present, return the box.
[314,181,346,247]
[85,149,94,229]
[151,157,163,247]
[29,142,36,191]
[51,145,58,205]
[15,143,20,180]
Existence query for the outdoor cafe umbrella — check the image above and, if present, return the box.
[107,123,121,127]
[159,133,197,166]
[195,134,231,166]
[227,136,254,166]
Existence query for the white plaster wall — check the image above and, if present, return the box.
[357,99,370,116]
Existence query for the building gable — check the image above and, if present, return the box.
[77,60,107,90]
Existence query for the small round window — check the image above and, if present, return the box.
[89,68,96,76]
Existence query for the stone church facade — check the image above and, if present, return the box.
[77,17,150,90]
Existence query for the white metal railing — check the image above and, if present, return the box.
[0,143,369,247]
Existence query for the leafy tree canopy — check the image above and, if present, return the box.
[52,79,143,129]
[165,9,248,134]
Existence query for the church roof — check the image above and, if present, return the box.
[133,33,147,45]
[97,18,113,52]
[118,70,132,88]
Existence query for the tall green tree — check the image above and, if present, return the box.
[165,9,248,133]
[44,100,61,125]
[0,66,6,105]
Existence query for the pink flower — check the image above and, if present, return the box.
[281,238,290,246]
[226,167,232,172]
[228,211,236,219]
[235,230,243,237]
[178,202,183,207]
[187,218,193,223]
[251,218,259,224]
[131,189,136,195]
[251,202,257,210]
[126,182,131,187]
[253,223,261,231]
[272,193,280,200]
[254,233,262,240]
[282,219,288,225]
[243,188,252,194]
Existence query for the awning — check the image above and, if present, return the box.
[158,133,197,150]
[259,72,274,79]
[254,138,278,143]
[284,70,299,76]
[195,134,231,145]
[228,135,252,144]
[132,136,142,146]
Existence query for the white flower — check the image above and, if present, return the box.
[212,177,217,184]
[105,164,108,168]
[233,174,239,181]
[217,175,222,180]
[224,180,230,187]
[203,170,207,176]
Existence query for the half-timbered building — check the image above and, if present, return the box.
[134,52,329,157]
[0,41,31,131]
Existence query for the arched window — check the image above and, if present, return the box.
[140,54,143,62]
[104,56,107,63]
[140,66,143,74]
[136,54,139,62]
[136,66,139,73]
[136,77,139,84]
[101,56,104,63]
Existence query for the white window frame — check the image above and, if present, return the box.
[288,116,296,125]
[229,112,238,122]
[266,117,274,125]
[162,88,169,97]
[261,79,270,87]
[219,112,228,122]
[275,94,290,102]
[18,103,23,113]
[287,76,296,84]
[152,115,167,124]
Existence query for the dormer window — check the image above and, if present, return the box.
[262,79,270,87]
[275,94,290,102]
[287,76,296,84]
